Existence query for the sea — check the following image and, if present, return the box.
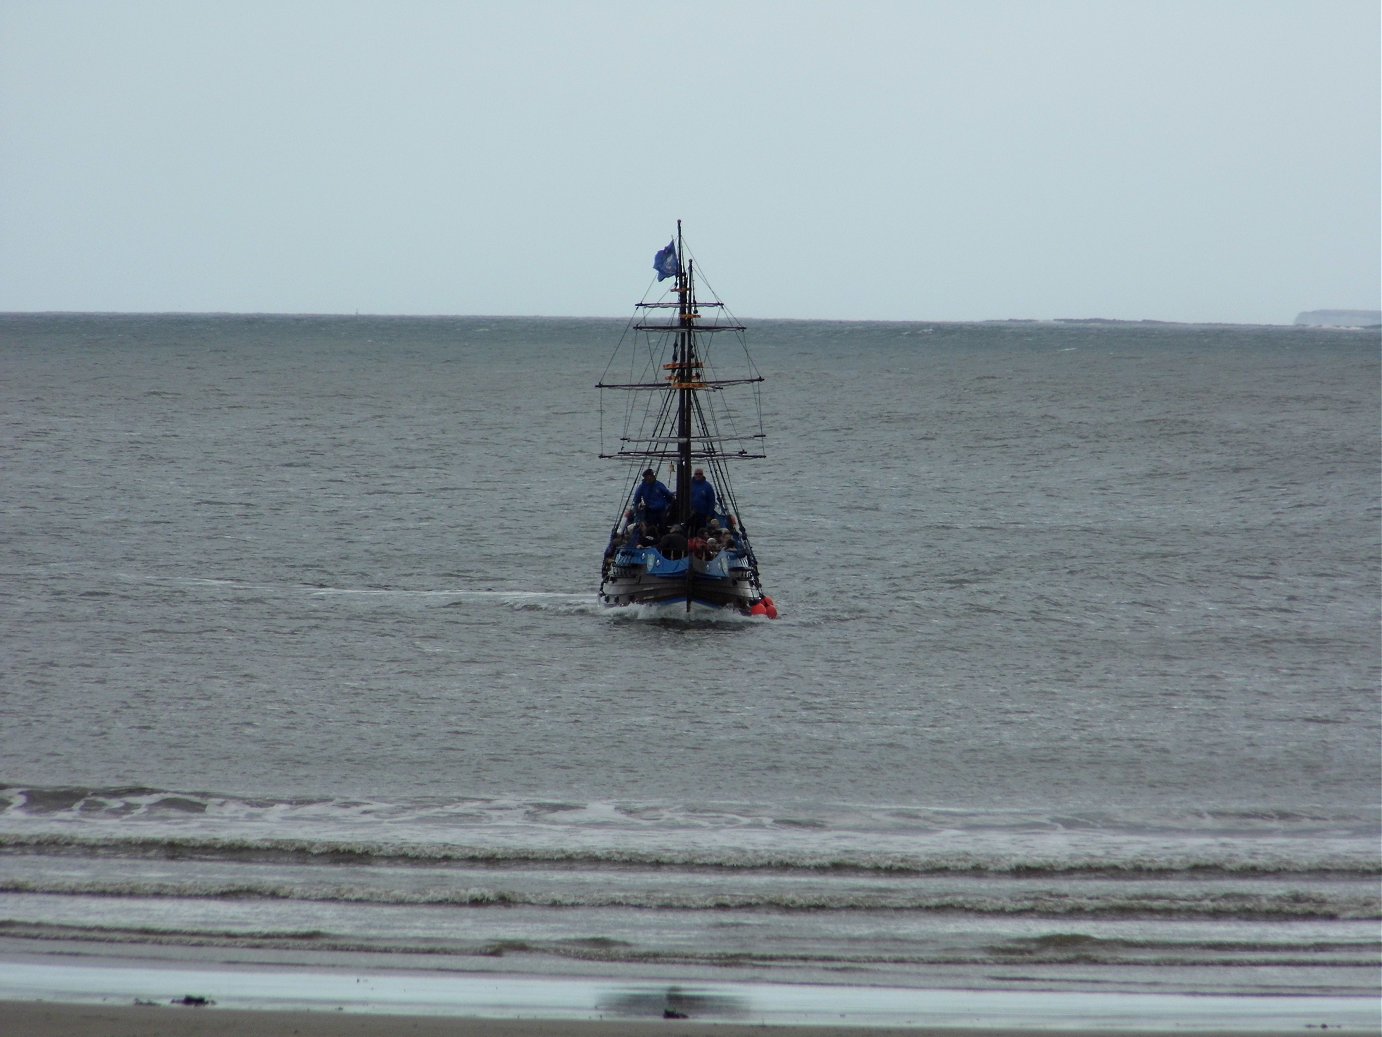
[1,313,1378,1016]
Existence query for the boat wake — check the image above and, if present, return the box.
[601,602,763,625]
[147,576,603,615]
[455,591,602,616]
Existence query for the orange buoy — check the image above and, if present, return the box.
[749,602,768,617]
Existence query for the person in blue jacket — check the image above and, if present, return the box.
[689,467,717,533]
[631,468,673,531]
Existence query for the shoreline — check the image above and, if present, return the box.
[3,998,1377,1037]
[0,951,1376,1035]
[7,1000,1368,1037]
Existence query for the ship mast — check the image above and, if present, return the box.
[673,219,695,527]
[596,222,763,512]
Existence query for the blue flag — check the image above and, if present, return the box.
[653,240,678,281]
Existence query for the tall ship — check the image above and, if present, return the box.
[598,223,777,618]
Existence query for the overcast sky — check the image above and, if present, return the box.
[2,1,1377,323]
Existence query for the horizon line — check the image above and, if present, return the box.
[3,309,1376,329]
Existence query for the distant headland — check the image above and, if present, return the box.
[1294,309,1381,328]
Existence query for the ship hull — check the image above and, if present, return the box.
[599,550,761,615]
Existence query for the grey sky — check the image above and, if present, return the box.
[2,0,1377,323]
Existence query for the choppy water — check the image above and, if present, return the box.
[1,313,1378,997]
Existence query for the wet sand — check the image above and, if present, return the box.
[0,1001,1357,1037]
[1,949,1376,1035]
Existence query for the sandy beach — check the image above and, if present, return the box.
[2,1000,1377,1037]
[2,1003,958,1037]
[1,951,1377,1037]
